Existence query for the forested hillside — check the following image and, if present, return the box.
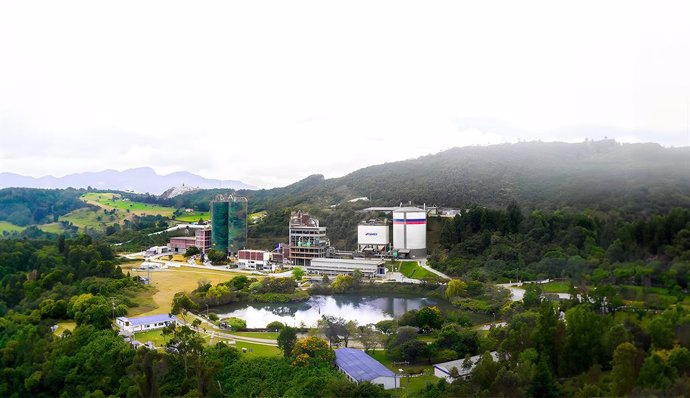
[161,140,690,249]
[0,188,87,226]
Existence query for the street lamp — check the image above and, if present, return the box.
[398,369,408,397]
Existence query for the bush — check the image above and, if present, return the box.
[267,321,285,331]
[224,317,246,331]
[208,313,219,322]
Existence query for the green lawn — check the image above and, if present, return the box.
[230,341,281,357]
[133,329,170,347]
[396,261,443,282]
[175,211,211,222]
[400,374,441,396]
[231,331,279,340]
[82,192,176,217]
[38,222,66,234]
[540,281,571,293]
[0,221,26,233]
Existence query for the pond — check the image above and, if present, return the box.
[213,294,446,328]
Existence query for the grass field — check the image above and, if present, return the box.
[53,321,76,336]
[540,281,572,293]
[0,221,25,233]
[121,264,245,317]
[175,211,211,222]
[82,192,176,217]
[230,331,279,340]
[231,341,281,357]
[396,261,443,282]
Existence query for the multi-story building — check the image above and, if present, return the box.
[237,249,270,270]
[288,211,329,266]
[195,226,211,252]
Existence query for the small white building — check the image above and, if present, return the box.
[237,250,271,270]
[433,351,500,382]
[116,314,177,334]
[335,348,398,390]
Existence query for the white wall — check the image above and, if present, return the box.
[372,376,398,390]
[357,225,389,245]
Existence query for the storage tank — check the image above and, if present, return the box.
[392,207,426,257]
[211,201,229,253]
[358,222,389,252]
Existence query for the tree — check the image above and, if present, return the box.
[610,342,640,396]
[277,326,297,357]
[522,283,543,308]
[637,353,673,391]
[67,294,118,329]
[185,246,200,257]
[351,269,363,287]
[225,317,246,331]
[319,315,347,347]
[206,249,227,264]
[562,305,604,375]
[165,325,205,376]
[292,267,305,280]
[445,279,466,299]
[528,356,558,398]
[332,274,354,293]
[291,336,335,367]
[266,321,285,331]
[416,306,443,332]
[357,324,381,352]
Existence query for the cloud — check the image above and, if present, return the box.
[0,0,689,188]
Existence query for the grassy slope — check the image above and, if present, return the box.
[82,192,175,216]
[0,221,25,233]
[120,263,249,317]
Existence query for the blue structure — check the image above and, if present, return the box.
[334,348,398,389]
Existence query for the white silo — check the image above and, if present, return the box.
[392,207,427,257]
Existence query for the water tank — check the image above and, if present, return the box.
[392,208,426,257]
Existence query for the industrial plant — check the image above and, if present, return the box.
[163,196,430,278]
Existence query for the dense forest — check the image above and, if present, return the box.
[0,188,87,226]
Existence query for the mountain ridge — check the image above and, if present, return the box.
[0,167,256,194]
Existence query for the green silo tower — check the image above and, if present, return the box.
[211,200,229,253]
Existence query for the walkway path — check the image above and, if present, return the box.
[418,259,451,280]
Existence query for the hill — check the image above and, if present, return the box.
[0,167,256,194]
[252,140,690,214]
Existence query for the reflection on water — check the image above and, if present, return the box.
[214,294,440,328]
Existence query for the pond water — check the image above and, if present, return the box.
[213,294,444,328]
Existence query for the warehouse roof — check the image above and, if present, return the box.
[335,348,395,382]
[117,314,177,326]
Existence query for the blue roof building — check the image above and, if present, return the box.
[116,314,177,334]
[334,348,398,390]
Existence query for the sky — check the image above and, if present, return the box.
[0,0,689,189]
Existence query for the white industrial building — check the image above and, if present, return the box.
[392,207,427,258]
[308,258,386,277]
[433,351,500,382]
[357,220,389,253]
[116,314,177,334]
[237,249,270,270]
[335,348,399,390]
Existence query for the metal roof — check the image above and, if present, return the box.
[117,314,177,326]
[335,348,396,382]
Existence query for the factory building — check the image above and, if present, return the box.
[237,249,270,270]
[392,207,427,258]
[357,219,389,254]
[288,211,329,266]
[308,258,386,277]
[210,195,248,255]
